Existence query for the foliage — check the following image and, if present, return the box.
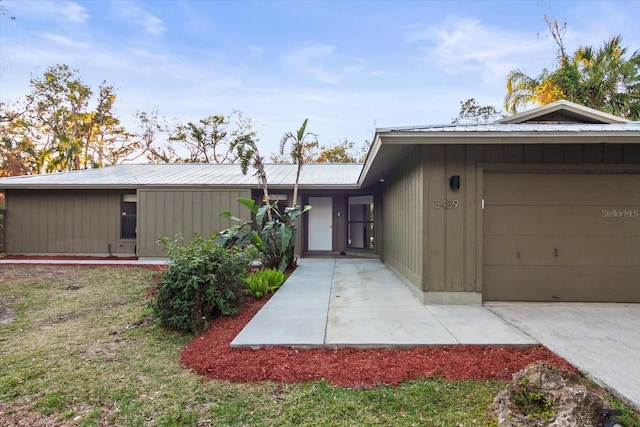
[149,234,258,334]
[270,138,369,163]
[452,98,502,124]
[1,66,259,175]
[137,109,255,164]
[244,268,286,298]
[0,64,139,175]
[230,135,273,220]
[279,118,317,206]
[167,111,255,163]
[513,378,557,421]
[316,138,369,163]
[505,20,640,119]
[219,198,311,271]
[1,266,639,426]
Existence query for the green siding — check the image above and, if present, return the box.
[382,142,640,298]
[5,190,132,255]
[137,188,251,257]
[382,147,423,290]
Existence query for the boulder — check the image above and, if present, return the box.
[488,361,606,426]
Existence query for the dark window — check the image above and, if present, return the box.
[121,193,137,239]
[347,195,374,249]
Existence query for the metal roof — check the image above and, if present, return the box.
[0,163,364,189]
[375,122,640,134]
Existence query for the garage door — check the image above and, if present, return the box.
[483,173,640,302]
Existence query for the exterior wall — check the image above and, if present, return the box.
[5,189,133,255]
[414,142,640,303]
[382,148,423,293]
[137,188,251,257]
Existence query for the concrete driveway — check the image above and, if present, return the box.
[486,302,640,410]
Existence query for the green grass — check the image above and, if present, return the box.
[0,265,638,426]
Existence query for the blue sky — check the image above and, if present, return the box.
[1,0,639,157]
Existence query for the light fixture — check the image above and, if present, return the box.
[449,175,460,191]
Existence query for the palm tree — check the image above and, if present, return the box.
[504,36,640,120]
[279,118,317,207]
[504,69,544,114]
[574,36,640,119]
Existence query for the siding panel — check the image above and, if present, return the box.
[382,147,422,290]
[6,190,125,255]
[137,189,251,257]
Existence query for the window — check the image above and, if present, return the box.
[347,195,374,249]
[121,193,137,239]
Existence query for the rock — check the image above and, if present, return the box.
[488,361,606,426]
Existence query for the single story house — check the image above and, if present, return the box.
[1,100,639,303]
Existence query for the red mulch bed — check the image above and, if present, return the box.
[181,296,576,387]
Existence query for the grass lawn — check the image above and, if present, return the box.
[0,265,638,426]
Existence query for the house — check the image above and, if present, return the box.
[1,100,639,303]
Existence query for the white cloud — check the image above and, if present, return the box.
[287,43,362,85]
[5,0,89,23]
[248,45,264,59]
[62,1,90,23]
[41,33,90,50]
[112,2,166,36]
[406,17,555,84]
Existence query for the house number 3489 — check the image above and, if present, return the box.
[434,199,459,209]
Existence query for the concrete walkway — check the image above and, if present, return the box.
[231,258,536,348]
[487,302,640,410]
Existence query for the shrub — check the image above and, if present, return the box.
[149,234,258,334]
[244,268,286,298]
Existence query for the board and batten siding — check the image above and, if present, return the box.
[5,189,133,255]
[382,142,640,304]
[382,148,423,292]
[137,188,251,257]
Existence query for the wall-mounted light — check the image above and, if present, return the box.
[449,175,460,191]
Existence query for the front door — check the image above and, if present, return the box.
[308,197,332,251]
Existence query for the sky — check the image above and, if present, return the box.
[1,0,639,158]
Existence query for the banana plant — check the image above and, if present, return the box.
[218,197,311,271]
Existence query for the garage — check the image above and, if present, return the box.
[483,172,640,302]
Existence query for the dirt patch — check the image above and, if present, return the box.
[0,299,16,325]
[0,401,74,427]
[181,297,576,387]
[0,265,88,287]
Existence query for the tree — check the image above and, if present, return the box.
[139,110,255,163]
[279,118,317,207]
[1,64,140,174]
[504,20,640,119]
[270,138,369,163]
[167,111,254,163]
[452,98,502,124]
[316,138,367,163]
[231,135,272,220]
[573,36,640,119]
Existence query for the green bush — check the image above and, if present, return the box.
[150,234,258,334]
[244,268,286,298]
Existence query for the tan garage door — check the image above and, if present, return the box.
[483,172,640,302]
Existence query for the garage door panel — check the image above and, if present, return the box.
[484,205,640,236]
[484,173,640,206]
[483,172,640,302]
[484,266,640,302]
[484,235,640,266]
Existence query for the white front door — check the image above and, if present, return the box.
[308,197,332,251]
